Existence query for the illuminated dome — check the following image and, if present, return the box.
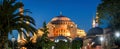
[47,15,78,38]
[51,15,72,24]
[51,15,70,21]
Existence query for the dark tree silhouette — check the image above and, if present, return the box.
[0,0,36,49]
[97,0,120,48]
[71,38,83,49]
[97,0,120,30]
[55,40,70,49]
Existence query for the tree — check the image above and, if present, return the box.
[97,0,120,30]
[37,22,53,49]
[97,0,120,48]
[55,40,70,49]
[0,0,37,49]
[71,38,83,49]
[114,36,120,47]
[24,40,36,49]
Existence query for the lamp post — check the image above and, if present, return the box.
[12,37,15,49]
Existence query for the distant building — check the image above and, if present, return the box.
[83,12,104,49]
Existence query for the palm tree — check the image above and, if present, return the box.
[0,0,37,49]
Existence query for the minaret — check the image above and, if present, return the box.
[17,0,25,42]
[92,16,96,28]
[92,12,99,28]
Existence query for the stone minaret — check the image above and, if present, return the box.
[92,16,96,28]
[92,12,99,28]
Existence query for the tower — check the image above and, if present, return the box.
[92,12,99,28]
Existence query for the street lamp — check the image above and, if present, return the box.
[115,31,120,37]
[12,37,15,49]
[100,36,104,42]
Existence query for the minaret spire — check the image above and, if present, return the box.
[92,12,99,28]
[92,16,96,28]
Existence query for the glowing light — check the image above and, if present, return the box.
[66,32,70,36]
[115,31,120,37]
[100,36,104,42]
[55,40,59,43]
[26,21,30,24]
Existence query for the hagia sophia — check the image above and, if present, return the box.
[17,12,86,44]
[35,14,86,40]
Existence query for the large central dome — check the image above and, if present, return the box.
[50,15,72,25]
[51,15,71,21]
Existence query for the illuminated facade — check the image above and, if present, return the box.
[33,15,86,40]
[47,15,77,38]
[16,0,86,49]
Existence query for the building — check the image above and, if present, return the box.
[47,15,77,38]
[16,0,85,48]
[31,14,86,42]
[82,12,104,49]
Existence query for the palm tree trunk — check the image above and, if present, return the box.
[0,33,8,49]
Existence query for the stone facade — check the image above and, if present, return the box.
[35,15,86,40]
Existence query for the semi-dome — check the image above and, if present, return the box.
[87,27,103,36]
[54,36,69,42]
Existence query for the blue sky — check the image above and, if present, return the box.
[9,0,102,39]
[22,0,101,30]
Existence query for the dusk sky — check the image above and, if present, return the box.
[10,0,102,39]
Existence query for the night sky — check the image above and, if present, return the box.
[9,0,102,39]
